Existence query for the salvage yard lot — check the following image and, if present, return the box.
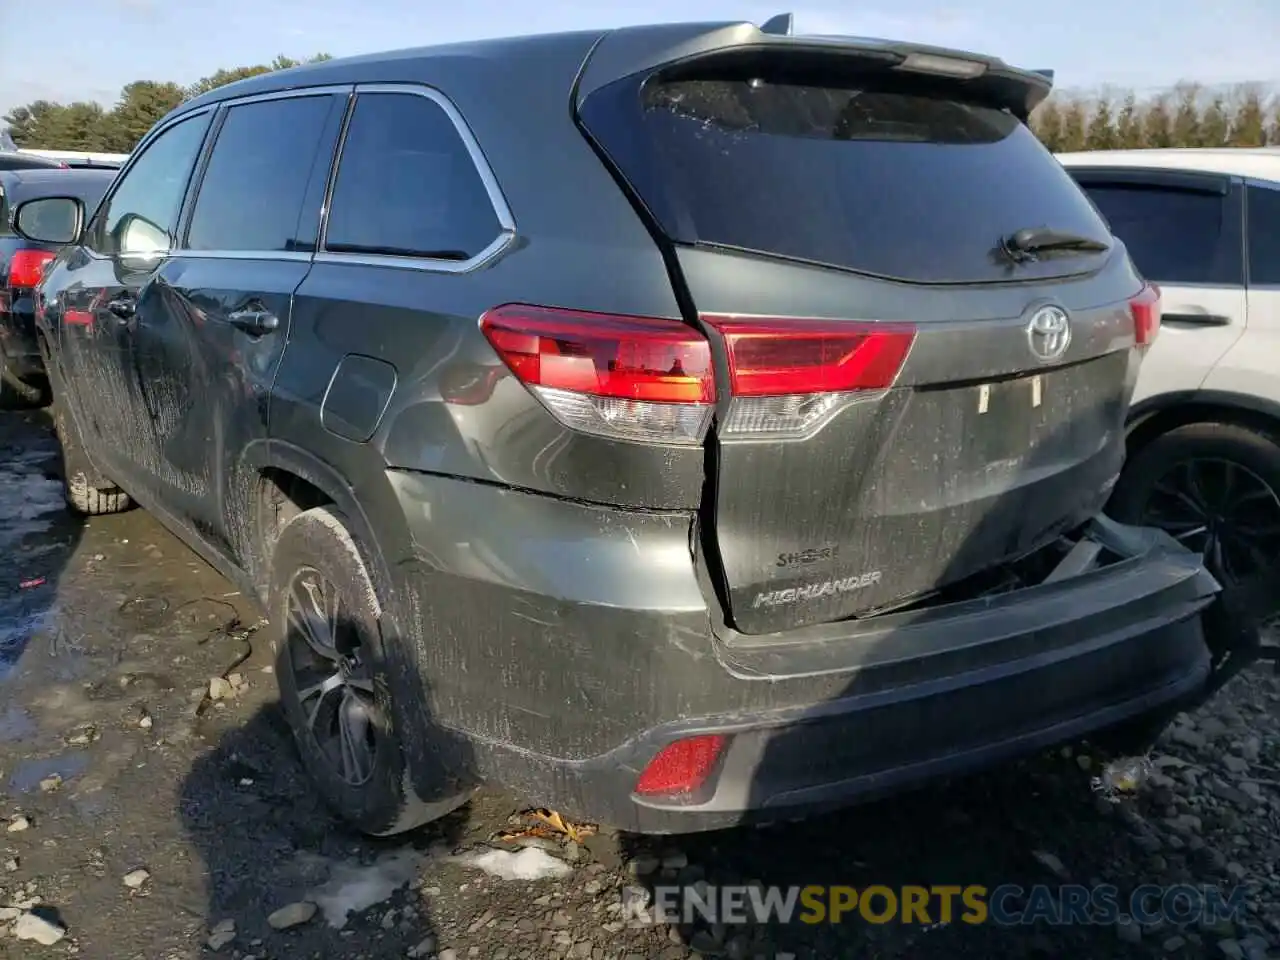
[0,409,1277,960]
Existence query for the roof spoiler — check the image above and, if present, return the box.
[760,12,793,35]
[576,21,1056,119]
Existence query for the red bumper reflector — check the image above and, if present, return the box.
[634,734,728,798]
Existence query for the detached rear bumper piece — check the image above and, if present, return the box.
[386,473,1238,834]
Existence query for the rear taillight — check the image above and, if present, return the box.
[7,249,55,289]
[1130,282,1161,348]
[479,304,716,445]
[706,315,916,439]
[480,305,916,445]
[634,734,728,799]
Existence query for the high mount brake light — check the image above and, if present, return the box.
[1130,282,1161,348]
[6,249,55,289]
[480,305,916,444]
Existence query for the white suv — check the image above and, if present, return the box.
[1058,148,1280,593]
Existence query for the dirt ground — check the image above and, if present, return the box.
[0,409,1277,960]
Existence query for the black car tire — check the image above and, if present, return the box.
[271,505,468,836]
[51,389,132,515]
[1110,421,1280,588]
[0,362,47,409]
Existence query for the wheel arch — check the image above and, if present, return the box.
[237,440,405,606]
[1126,390,1280,455]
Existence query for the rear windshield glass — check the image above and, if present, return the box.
[0,187,10,238]
[580,66,1112,284]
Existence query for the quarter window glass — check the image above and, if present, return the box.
[89,113,210,257]
[325,92,503,260]
[187,95,336,252]
[1248,186,1280,285]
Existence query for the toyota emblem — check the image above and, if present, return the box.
[1026,305,1071,364]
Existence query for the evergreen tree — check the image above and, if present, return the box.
[1058,99,1088,152]
[1229,86,1267,146]
[1144,96,1175,148]
[106,81,186,152]
[1172,83,1203,146]
[1030,99,1064,150]
[1199,96,1230,147]
[1086,98,1118,150]
[1115,93,1142,148]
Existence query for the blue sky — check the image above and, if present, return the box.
[1,0,1276,116]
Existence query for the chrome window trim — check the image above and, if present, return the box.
[313,82,517,275]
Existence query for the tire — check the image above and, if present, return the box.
[0,361,46,409]
[271,506,467,836]
[1110,421,1280,590]
[51,389,131,515]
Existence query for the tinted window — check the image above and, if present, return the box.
[1248,186,1280,286]
[580,67,1113,284]
[1081,184,1243,286]
[187,95,336,252]
[325,92,503,260]
[89,113,210,257]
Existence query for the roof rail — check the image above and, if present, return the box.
[760,12,793,35]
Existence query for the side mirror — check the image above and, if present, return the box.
[12,196,84,246]
[118,213,169,257]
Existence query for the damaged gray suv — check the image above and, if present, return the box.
[12,16,1260,836]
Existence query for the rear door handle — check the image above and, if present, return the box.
[106,296,135,320]
[1163,312,1231,327]
[227,305,279,336]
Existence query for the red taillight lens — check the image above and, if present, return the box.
[1130,282,1161,347]
[705,315,916,440]
[480,305,917,444]
[634,734,728,799]
[479,304,715,444]
[704,316,917,396]
[7,249,55,289]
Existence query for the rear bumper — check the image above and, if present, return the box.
[383,472,1225,834]
[0,298,44,379]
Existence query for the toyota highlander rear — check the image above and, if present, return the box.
[368,22,1251,835]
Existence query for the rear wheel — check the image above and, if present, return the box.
[271,506,467,836]
[1110,421,1280,590]
[51,390,131,515]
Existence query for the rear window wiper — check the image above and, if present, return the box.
[1001,227,1110,262]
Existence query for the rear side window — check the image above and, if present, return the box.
[1248,186,1280,286]
[1080,183,1243,286]
[187,95,337,252]
[579,65,1112,284]
[324,91,504,261]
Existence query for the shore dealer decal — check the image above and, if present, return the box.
[753,571,882,608]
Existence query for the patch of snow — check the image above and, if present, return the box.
[306,850,424,929]
[451,846,572,881]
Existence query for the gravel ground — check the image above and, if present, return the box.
[0,409,1277,960]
